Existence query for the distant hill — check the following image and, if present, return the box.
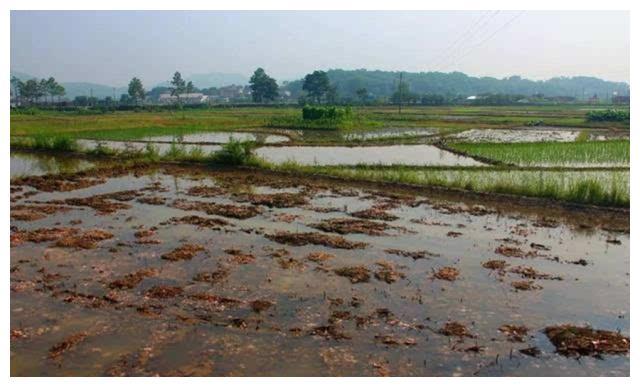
[11,70,127,99]
[154,72,248,89]
[282,69,630,99]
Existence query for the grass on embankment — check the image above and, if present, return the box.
[447,140,630,167]
[262,163,629,207]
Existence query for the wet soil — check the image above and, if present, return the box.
[9,161,629,376]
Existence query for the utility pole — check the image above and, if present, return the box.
[398,72,403,114]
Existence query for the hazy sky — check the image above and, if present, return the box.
[11,10,630,86]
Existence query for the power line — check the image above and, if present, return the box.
[425,11,491,70]
[440,11,525,72]
[433,10,501,71]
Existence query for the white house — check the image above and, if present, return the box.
[158,93,208,104]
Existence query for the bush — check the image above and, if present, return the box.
[30,135,78,152]
[302,105,352,121]
[586,109,629,122]
[211,140,254,165]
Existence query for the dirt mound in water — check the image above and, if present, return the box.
[439,322,475,338]
[374,261,405,284]
[171,199,262,219]
[334,266,371,283]
[543,325,629,357]
[310,218,393,236]
[146,285,183,299]
[265,231,367,249]
[350,208,398,221]
[239,192,309,208]
[385,248,438,260]
[109,268,158,289]
[55,229,114,249]
[432,267,460,281]
[11,227,78,246]
[162,244,205,261]
[11,204,72,221]
[499,324,529,342]
[64,196,131,215]
[163,215,231,229]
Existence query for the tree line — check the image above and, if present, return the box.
[10,76,65,105]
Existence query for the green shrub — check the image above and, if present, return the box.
[211,140,254,165]
[302,105,352,121]
[586,109,629,122]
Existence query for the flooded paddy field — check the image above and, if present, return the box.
[10,158,629,376]
[11,152,96,178]
[446,128,628,143]
[138,132,290,144]
[255,145,485,166]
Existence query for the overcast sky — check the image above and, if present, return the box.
[10,10,630,86]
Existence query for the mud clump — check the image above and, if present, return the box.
[374,261,405,284]
[350,208,398,221]
[439,322,475,338]
[241,192,309,208]
[495,245,539,259]
[171,199,261,220]
[509,266,562,281]
[310,325,351,340]
[193,268,230,283]
[533,218,559,228]
[432,267,460,281]
[384,248,437,260]
[109,268,157,289]
[543,325,629,357]
[186,185,226,198]
[64,196,131,215]
[277,257,304,270]
[482,260,508,271]
[306,252,335,262]
[511,280,542,291]
[334,266,371,283]
[447,231,463,238]
[11,227,78,247]
[13,174,106,193]
[375,335,417,346]
[265,231,367,249]
[49,332,88,359]
[224,249,255,264]
[137,196,166,205]
[250,299,274,313]
[165,215,231,229]
[55,229,114,249]
[499,324,529,342]
[311,218,392,236]
[162,244,205,261]
[11,205,71,221]
[146,285,183,299]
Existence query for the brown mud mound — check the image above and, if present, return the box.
[432,267,460,281]
[250,299,274,313]
[164,215,231,229]
[11,204,71,221]
[374,261,405,284]
[543,325,629,357]
[509,266,563,280]
[334,266,371,283]
[384,248,438,260]
[146,285,183,299]
[64,196,131,215]
[11,227,78,247]
[350,208,398,221]
[375,335,417,346]
[109,268,157,289]
[499,324,529,342]
[162,244,205,261]
[439,322,475,338]
[193,268,230,283]
[137,196,166,205]
[495,245,540,259]
[224,249,255,264]
[49,332,88,359]
[306,252,335,262]
[310,218,393,236]
[240,192,309,208]
[55,229,114,249]
[511,280,542,291]
[186,185,226,198]
[171,199,262,219]
[482,260,509,271]
[265,231,367,249]
[13,175,106,192]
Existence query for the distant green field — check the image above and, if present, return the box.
[448,140,630,166]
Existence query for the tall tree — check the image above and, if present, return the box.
[185,81,195,94]
[356,88,368,105]
[128,77,146,105]
[170,72,186,97]
[302,70,331,104]
[249,68,279,103]
[38,79,48,104]
[10,76,22,104]
[52,84,66,103]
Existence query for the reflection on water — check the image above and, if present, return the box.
[76,140,222,155]
[140,132,290,144]
[10,152,95,178]
[256,145,485,166]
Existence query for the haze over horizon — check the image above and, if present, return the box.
[11,10,630,87]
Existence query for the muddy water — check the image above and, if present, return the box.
[448,129,581,143]
[10,152,95,178]
[256,145,485,166]
[139,132,290,144]
[10,163,629,376]
[342,128,438,141]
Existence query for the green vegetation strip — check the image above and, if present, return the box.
[265,163,629,207]
[447,140,629,167]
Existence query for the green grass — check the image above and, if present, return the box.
[448,140,629,166]
[265,163,629,207]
